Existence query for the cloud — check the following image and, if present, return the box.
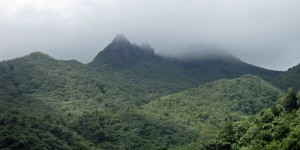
[0,0,300,70]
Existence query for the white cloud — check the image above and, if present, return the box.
[0,0,72,17]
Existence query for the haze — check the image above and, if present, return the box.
[1,0,300,71]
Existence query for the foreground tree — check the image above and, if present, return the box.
[282,88,298,112]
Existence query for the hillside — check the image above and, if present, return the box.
[65,75,283,149]
[0,66,284,150]
[0,52,193,149]
[0,109,91,150]
[0,52,131,115]
[275,64,300,90]
[142,75,283,147]
[204,89,300,150]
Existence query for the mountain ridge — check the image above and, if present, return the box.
[0,35,288,105]
[87,35,282,104]
[275,63,300,90]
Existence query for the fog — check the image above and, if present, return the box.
[1,0,300,70]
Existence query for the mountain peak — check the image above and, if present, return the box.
[20,51,55,62]
[112,34,130,44]
[108,34,132,52]
[90,34,159,68]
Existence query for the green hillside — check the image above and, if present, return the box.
[142,75,283,147]
[0,52,129,115]
[0,51,193,149]
[276,64,300,90]
[204,89,300,150]
[0,60,284,149]
[0,109,91,150]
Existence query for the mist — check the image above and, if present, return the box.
[1,0,300,70]
[156,44,239,62]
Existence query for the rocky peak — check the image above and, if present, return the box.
[112,34,130,43]
[109,34,132,49]
[90,34,158,68]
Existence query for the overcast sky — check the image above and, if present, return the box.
[1,0,300,70]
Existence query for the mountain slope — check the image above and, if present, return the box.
[0,52,141,116]
[67,75,284,149]
[204,89,300,150]
[275,63,300,90]
[142,75,283,146]
[0,110,91,150]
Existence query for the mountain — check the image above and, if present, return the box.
[90,34,156,68]
[275,64,300,90]
[0,35,286,107]
[0,34,297,149]
[0,51,284,149]
[88,35,280,104]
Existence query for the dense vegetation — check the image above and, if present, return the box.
[275,64,300,91]
[0,68,284,149]
[203,89,300,150]
[0,109,90,150]
[70,108,196,149]
[142,75,282,148]
[1,35,300,149]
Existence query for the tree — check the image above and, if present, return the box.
[282,88,298,112]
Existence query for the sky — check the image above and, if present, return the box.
[1,0,300,71]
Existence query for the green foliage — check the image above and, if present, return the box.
[275,64,300,90]
[205,90,300,150]
[0,110,91,150]
[282,88,298,112]
[142,75,282,149]
[70,109,196,150]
